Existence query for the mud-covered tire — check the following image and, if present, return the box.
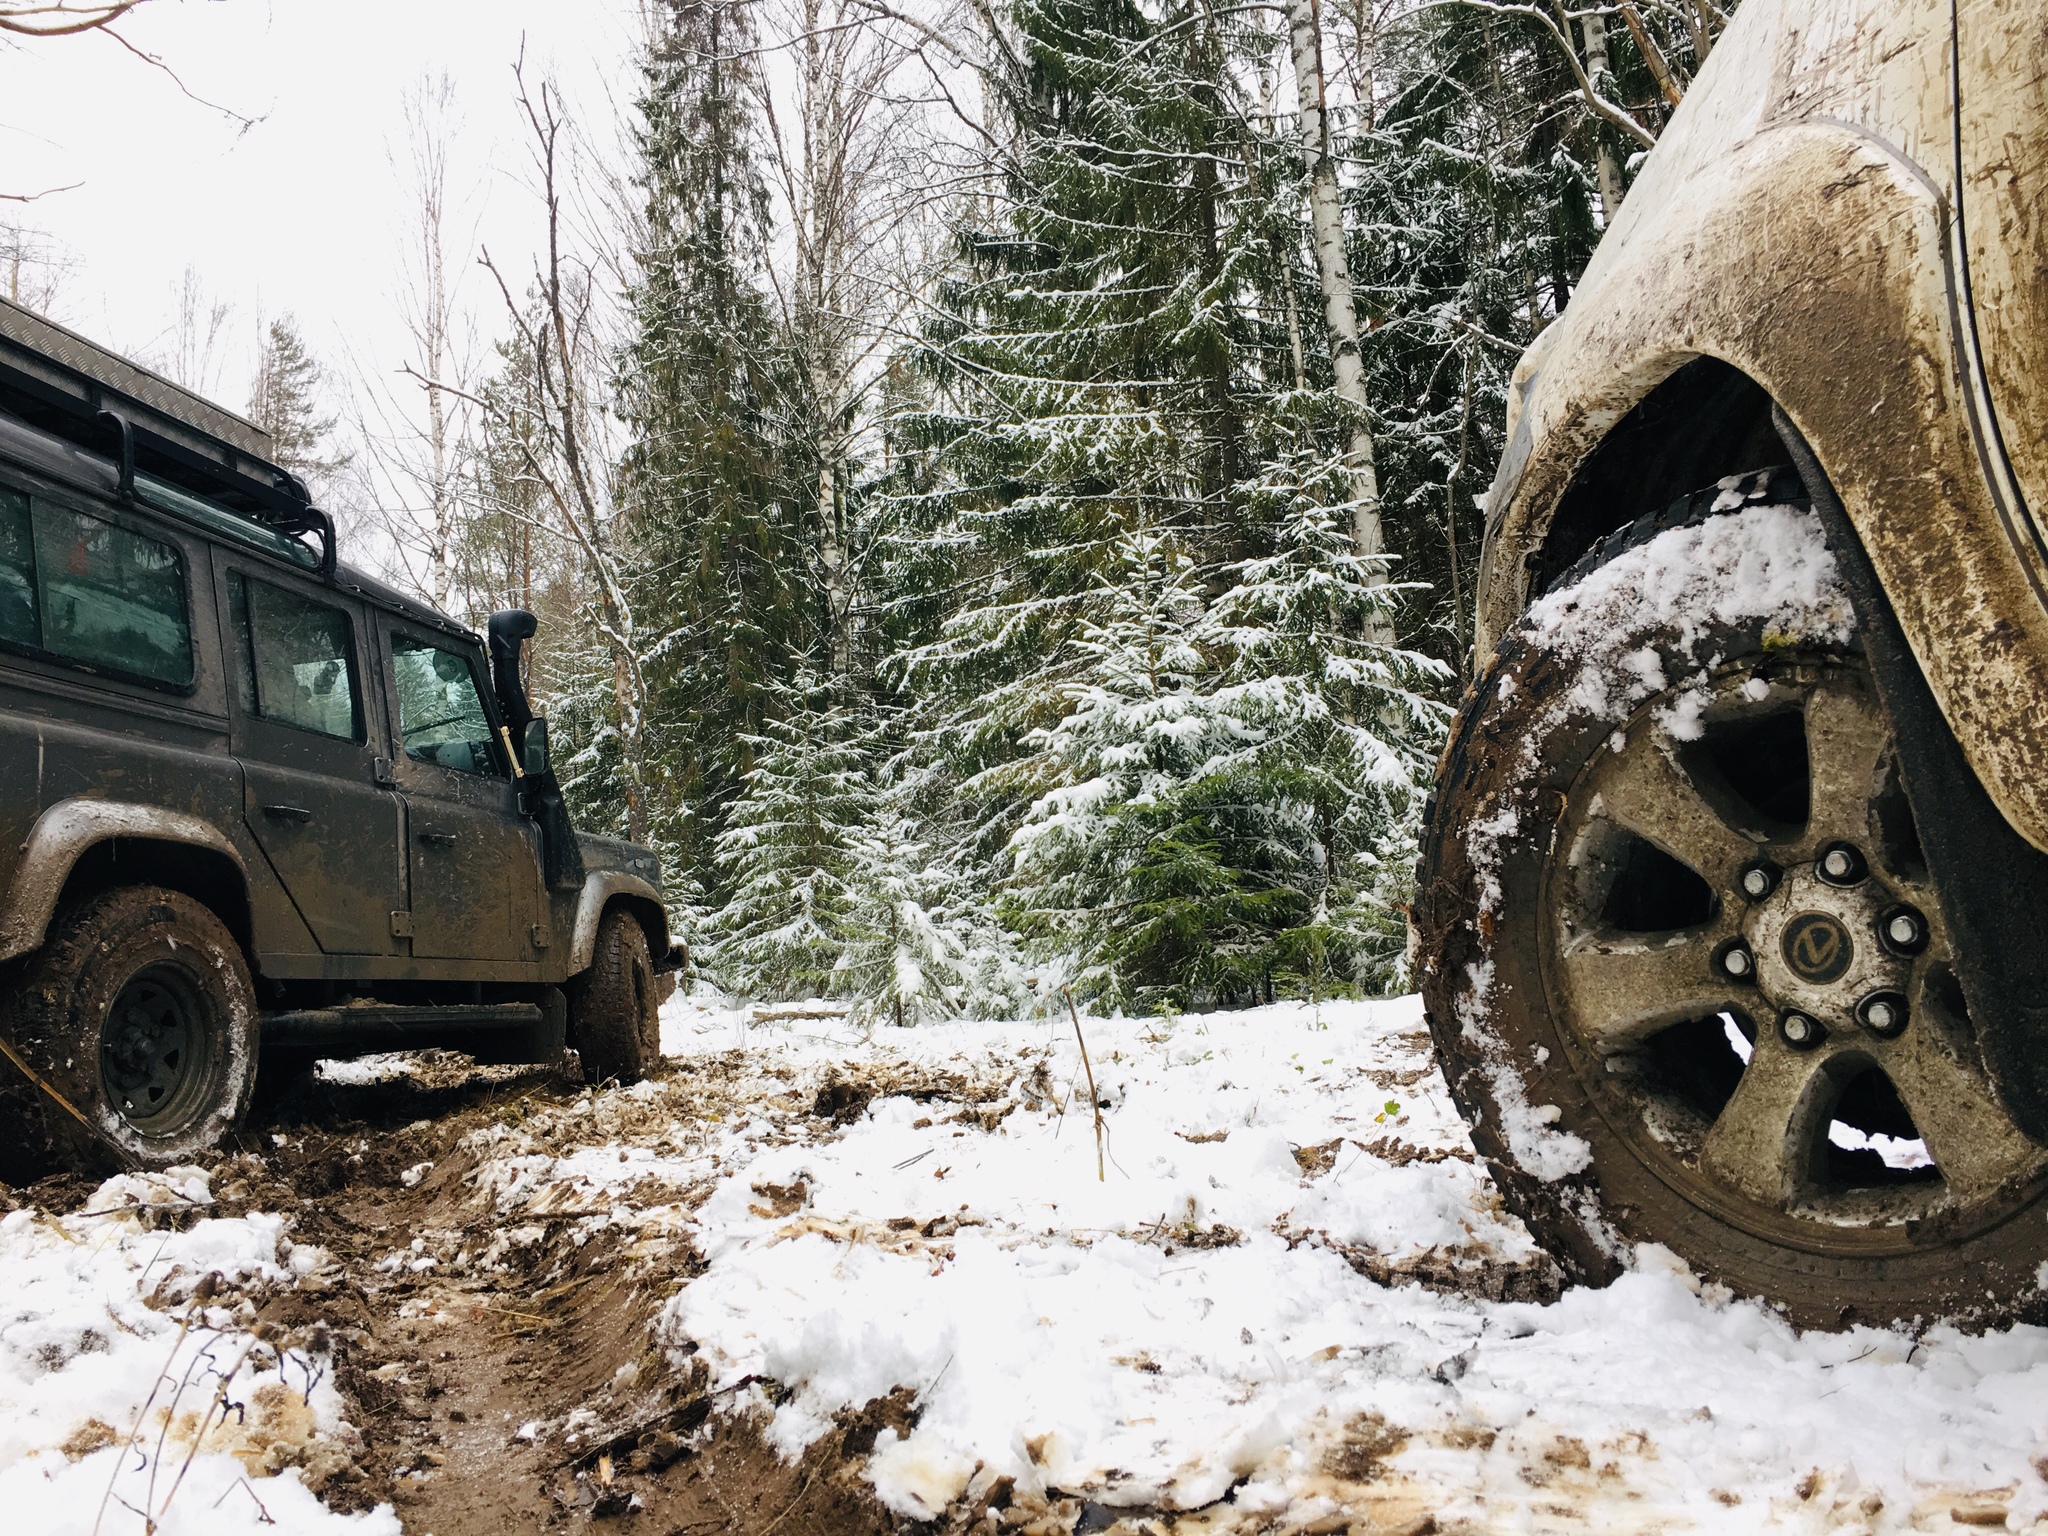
[1,886,259,1173]
[570,909,660,1085]
[1414,472,2048,1329]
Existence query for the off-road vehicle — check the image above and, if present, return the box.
[0,296,677,1173]
[1414,0,2048,1327]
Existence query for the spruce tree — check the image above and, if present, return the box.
[248,315,347,490]
[710,672,872,999]
[619,0,796,874]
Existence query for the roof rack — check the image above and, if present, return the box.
[0,295,334,575]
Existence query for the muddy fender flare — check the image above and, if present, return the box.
[0,800,248,965]
[567,871,671,976]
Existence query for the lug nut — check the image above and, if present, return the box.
[1816,842,1868,886]
[1716,940,1756,981]
[1879,904,1929,957]
[1737,860,1781,902]
[1856,991,1909,1038]
[1779,1010,1824,1050]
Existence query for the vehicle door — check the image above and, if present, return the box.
[217,558,407,956]
[377,616,542,966]
[1956,0,2048,590]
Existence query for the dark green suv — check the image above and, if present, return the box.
[0,297,677,1172]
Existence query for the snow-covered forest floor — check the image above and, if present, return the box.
[6,997,2048,1534]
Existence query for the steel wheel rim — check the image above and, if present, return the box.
[99,962,217,1136]
[1537,652,2048,1253]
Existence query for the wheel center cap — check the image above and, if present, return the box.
[1745,866,1912,1024]
[1782,911,1853,984]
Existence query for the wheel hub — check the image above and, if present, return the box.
[1741,860,1912,1032]
[1541,655,2048,1245]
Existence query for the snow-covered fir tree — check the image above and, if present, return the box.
[834,784,1028,1026]
[1204,417,1453,992]
[618,0,796,867]
[710,673,872,999]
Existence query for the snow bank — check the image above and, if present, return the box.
[619,995,2048,1530]
[0,1167,395,1536]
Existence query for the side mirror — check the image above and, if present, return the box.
[522,717,551,777]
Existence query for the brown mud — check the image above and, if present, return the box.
[8,1049,1591,1535]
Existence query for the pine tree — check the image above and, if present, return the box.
[1002,525,1253,1006]
[834,783,1027,1025]
[1203,420,1453,993]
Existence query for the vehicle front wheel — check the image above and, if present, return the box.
[570,909,661,1084]
[1,885,259,1174]
[1414,472,2048,1329]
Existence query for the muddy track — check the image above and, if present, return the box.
[25,1057,916,1536]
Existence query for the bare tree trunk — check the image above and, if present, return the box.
[1578,10,1625,222]
[474,62,653,845]
[1284,0,1387,586]
[405,78,459,611]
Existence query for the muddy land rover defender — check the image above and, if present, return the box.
[0,296,676,1174]
[1414,0,2048,1327]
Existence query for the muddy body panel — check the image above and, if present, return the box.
[1475,0,2048,855]
[0,296,672,1085]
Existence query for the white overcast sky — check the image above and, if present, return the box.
[2,0,640,413]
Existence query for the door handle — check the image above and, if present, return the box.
[417,829,458,846]
[261,804,313,823]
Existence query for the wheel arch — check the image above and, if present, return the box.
[0,800,253,966]
[1478,119,2048,855]
[566,871,674,978]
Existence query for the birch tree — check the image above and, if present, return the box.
[1283,0,1384,569]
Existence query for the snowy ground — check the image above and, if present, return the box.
[7,996,2048,1533]
[0,1167,395,1536]
[634,995,2048,1533]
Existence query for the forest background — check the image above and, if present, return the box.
[4,0,1736,1020]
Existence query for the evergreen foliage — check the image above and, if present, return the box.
[248,315,347,489]
[711,672,872,999]
[617,0,796,867]
[555,0,1726,1015]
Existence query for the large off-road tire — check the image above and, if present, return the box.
[1,886,259,1173]
[570,909,660,1085]
[1415,470,2048,1330]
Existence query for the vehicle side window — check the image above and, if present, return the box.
[0,486,35,648]
[227,571,361,740]
[0,478,193,688]
[392,635,501,777]
[34,507,192,686]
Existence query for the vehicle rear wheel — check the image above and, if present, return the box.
[1414,473,2048,1329]
[571,909,660,1084]
[1,886,259,1173]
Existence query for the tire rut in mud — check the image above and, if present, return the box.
[174,1058,907,1535]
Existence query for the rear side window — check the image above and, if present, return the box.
[0,487,35,649]
[0,480,193,687]
[392,635,501,776]
[228,572,360,740]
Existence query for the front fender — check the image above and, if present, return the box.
[566,870,673,975]
[0,799,249,964]
[1480,118,2048,856]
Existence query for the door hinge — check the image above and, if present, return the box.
[530,924,551,949]
[390,910,415,938]
[373,756,398,787]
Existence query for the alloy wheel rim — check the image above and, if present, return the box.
[1538,654,2047,1249]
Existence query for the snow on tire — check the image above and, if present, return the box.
[1414,470,2048,1329]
